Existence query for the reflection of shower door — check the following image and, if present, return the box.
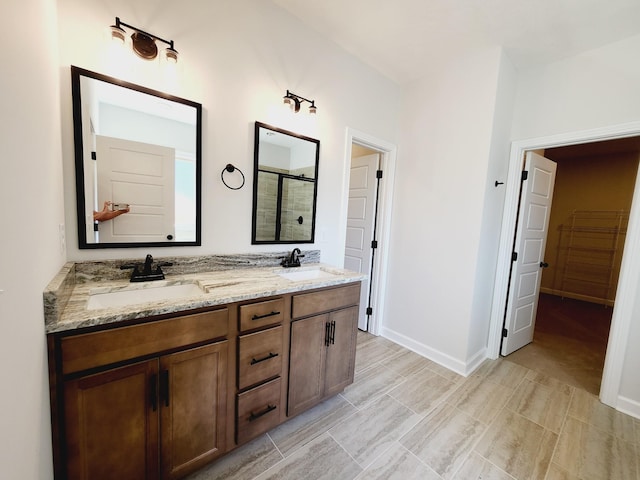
[279,177,314,241]
[96,136,175,243]
[255,171,314,242]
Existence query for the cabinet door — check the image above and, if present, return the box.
[160,341,228,480]
[64,360,159,480]
[288,314,328,417]
[324,306,359,397]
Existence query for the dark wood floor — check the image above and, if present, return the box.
[505,293,612,395]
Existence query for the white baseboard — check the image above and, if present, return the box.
[380,327,488,377]
[465,347,488,376]
[616,395,640,420]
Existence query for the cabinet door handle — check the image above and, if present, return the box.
[250,352,279,365]
[249,404,277,422]
[325,321,331,346]
[150,373,158,412]
[160,370,170,407]
[330,320,336,345]
[252,311,281,321]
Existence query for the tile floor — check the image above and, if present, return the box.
[187,332,640,480]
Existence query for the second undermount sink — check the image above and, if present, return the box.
[87,282,204,310]
[276,267,338,282]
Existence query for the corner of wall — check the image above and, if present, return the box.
[381,326,487,377]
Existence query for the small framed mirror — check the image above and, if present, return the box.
[71,66,202,248]
[252,122,320,244]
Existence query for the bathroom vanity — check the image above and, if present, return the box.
[44,254,363,480]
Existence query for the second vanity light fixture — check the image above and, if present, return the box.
[283,90,317,114]
[110,17,179,63]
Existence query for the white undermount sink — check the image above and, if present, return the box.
[276,267,337,282]
[87,282,204,310]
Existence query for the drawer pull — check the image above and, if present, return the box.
[252,311,281,321]
[249,404,277,422]
[250,352,279,365]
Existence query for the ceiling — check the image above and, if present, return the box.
[273,0,640,85]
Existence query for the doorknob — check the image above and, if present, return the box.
[540,261,549,268]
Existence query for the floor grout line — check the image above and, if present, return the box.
[194,332,638,480]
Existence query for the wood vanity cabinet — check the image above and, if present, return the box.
[48,281,361,479]
[287,284,360,417]
[51,308,230,480]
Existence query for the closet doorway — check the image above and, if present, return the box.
[504,138,640,395]
[342,128,397,335]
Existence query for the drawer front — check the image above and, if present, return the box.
[236,377,281,444]
[238,326,283,390]
[292,283,360,319]
[239,298,285,332]
[61,308,229,375]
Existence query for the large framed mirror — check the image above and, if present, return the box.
[71,66,202,248]
[252,122,319,244]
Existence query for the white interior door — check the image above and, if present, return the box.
[502,151,557,355]
[96,135,175,243]
[344,153,379,330]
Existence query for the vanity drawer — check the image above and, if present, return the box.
[61,308,229,375]
[292,283,360,319]
[239,298,285,331]
[236,377,281,444]
[238,326,283,390]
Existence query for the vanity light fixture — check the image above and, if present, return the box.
[110,17,179,63]
[283,90,317,114]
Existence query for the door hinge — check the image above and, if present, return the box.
[521,170,528,181]
[502,328,508,338]
[366,307,373,316]
[91,151,97,160]
[512,251,518,262]
[376,170,383,179]
[371,240,378,249]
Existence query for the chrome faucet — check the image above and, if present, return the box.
[121,254,173,282]
[281,248,305,268]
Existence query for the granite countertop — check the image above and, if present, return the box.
[44,257,365,334]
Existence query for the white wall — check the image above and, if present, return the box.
[511,34,640,140]
[57,0,401,264]
[0,0,65,478]
[511,34,640,412]
[467,50,518,366]
[381,47,509,372]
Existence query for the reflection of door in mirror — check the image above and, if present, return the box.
[72,66,202,248]
[95,136,175,243]
[252,122,319,244]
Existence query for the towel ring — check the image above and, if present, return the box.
[221,164,245,190]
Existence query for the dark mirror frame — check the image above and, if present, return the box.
[252,121,320,244]
[71,66,202,249]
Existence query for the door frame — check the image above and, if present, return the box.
[342,127,397,335]
[488,121,640,408]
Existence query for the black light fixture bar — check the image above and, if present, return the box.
[284,89,317,114]
[111,17,178,62]
[114,17,175,51]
